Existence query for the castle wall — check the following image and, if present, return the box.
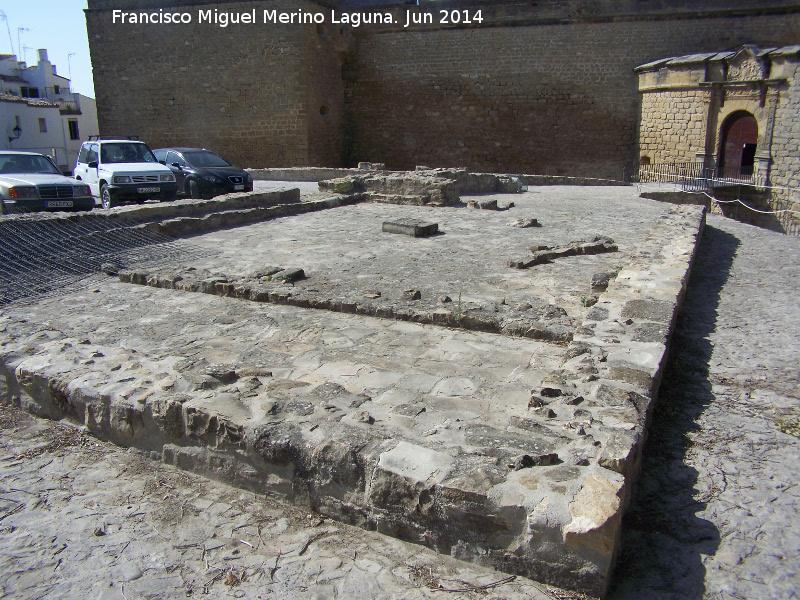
[86,0,314,167]
[769,56,800,234]
[636,44,800,235]
[345,13,800,177]
[85,1,800,177]
[304,9,349,167]
[638,90,710,164]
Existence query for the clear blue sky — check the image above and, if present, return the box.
[0,0,94,97]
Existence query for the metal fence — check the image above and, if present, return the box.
[0,209,216,306]
[634,161,765,191]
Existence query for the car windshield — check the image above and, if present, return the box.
[183,150,233,168]
[100,143,157,164]
[0,154,61,175]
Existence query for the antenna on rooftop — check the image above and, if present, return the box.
[0,11,14,56]
[68,52,76,92]
[16,27,29,65]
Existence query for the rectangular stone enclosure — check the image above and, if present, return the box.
[0,185,705,597]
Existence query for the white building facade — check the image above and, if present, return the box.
[0,49,98,172]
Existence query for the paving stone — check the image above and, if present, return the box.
[609,215,800,600]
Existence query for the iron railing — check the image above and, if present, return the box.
[634,161,765,191]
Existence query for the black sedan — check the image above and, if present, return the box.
[152,148,253,199]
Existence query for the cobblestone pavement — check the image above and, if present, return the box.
[0,406,574,600]
[610,214,800,599]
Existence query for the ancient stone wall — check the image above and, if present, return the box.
[769,56,800,234]
[86,0,800,177]
[638,90,709,164]
[86,0,313,167]
[304,3,350,167]
[344,13,800,177]
[635,45,800,235]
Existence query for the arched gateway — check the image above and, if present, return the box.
[719,111,758,180]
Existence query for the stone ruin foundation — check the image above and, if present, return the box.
[0,169,705,598]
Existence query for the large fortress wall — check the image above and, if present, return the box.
[86,0,800,174]
[304,10,349,167]
[345,12,800,177]
[769,56,800,234]
[86,0,323,167]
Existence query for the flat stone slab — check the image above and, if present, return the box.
[382,218,439,237]
[0,187,705,598]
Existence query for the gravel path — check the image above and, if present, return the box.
[610,214,800,599]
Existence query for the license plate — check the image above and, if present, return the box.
[234,185,244,190]
[46,201,73,208]
[137,186,160,193]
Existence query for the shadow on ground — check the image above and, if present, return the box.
[608,225,740,599]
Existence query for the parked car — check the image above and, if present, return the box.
[152,147,253,199]
[0,150,94,214]
[73,138,178,209]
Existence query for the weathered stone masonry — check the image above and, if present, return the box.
[86,0,348,167]
[86,0,800,178]
[637,45,800,235]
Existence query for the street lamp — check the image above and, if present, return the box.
[9,124,22,143]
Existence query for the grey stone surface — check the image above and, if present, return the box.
[609,215,800,600]
[382,219,439,238]
[510,237,619,269]
[319,173,459,207]
[0,406,564,600]
[144,187,665,326]
[0,185,706,597]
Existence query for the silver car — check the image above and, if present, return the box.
[0,151,94,214]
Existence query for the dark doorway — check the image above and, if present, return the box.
[718,112,758,179]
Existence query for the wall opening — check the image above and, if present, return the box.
[718,111,758,179]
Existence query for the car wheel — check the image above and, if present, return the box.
[188,179,200,199]
[100,184,116,209]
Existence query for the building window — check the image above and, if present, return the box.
[38,118,47,133]
[21,86,39,98]
[68,119,79,140]
[53,85,60,94]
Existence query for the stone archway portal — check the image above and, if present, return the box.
[719,112,758,179]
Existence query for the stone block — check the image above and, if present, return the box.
[598,430,641,477]
[563,474,624,561]
[370,441,454,510]
[620,299,675,323]
[382,218,438,237]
